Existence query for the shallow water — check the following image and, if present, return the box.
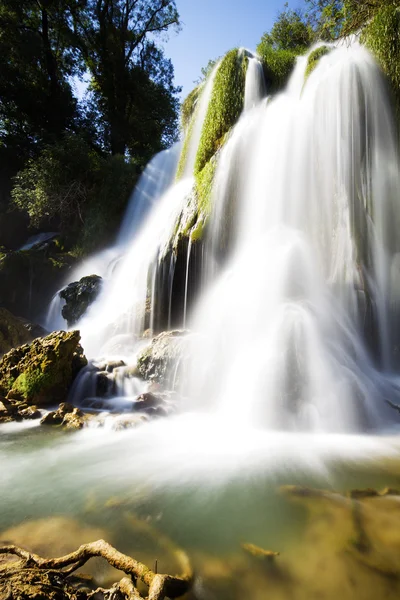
[2,420,400,598]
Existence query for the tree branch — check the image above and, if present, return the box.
[0,538,193,600]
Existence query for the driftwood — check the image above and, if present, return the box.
[0,538,193,600]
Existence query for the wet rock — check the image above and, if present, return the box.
[133,392,163,413]
[111,414,149,430]
[0,396,41,423]
[40,402,76,425]
[60,274,103,327]
[0,330,87,407]
[62,407,86,430]
[18,405,41,420]
[106,359,126,373]
[137,330,188,387]
[96,371,110,397]
[41,402,88,430]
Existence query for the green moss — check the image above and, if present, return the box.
[181,84,202,131]
[13,369,52,400]
[256,43,297,92]
[190,218,205,242]
[194,49,247,174]
[361,5,400,95]
[176,117,195,180]
[195,157,218,217]
[304,46,331,81]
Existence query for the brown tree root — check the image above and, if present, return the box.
[0,538,193,600]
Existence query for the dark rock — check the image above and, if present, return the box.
[96,371,110,397]
[17,317,48,339]
[0,330,87,407]
[133,392,163,413]
[0,307,32,355]
[105,359,126,372]
[137,330,188,387]
[60,275,103,327]
[18,405,41,420]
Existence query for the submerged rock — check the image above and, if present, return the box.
[137,330,188,387]
[60,274,103,327]
[0,330,87,407]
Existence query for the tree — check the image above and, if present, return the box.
[0,0,83,168]
[73,0,181,160]
[305,0,344,39]
[261,3,314,51]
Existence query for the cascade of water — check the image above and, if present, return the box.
[244,54,267,111]
[181,41,400,432]
[183,237,192,328]
[78,178,193,358]
[183,63,221,177]
[117,142,181,246]
[70,40,400,434]
[45,291,66,331]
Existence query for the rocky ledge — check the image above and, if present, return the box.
[0,330,87,422]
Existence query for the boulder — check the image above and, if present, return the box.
[60,274,103,327]
[137,330,188,387]
[0,396,41,423]
[0,330,87,407]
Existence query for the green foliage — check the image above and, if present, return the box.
[12,135,100,229]
[304,46,331,80]
[262,3,314,51]
[12,134,137,253]
[305,0,344,40]
[256,43,297,93]
[78,0,181,158]
[78,154,138,253]
[194,49,246,175]
[0,0,81,172]
[362,4,400,93]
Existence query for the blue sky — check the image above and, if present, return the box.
[164,0,303,99]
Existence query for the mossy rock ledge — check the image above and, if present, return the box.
[0,330,87,407]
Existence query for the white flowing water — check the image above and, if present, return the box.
[181,42,400,434]
[243,53,267,111]
[182,62,221,177]
[117,142,181,246]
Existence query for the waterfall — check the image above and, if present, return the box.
[243,53,267,111]
[182,42,400,432]
[72,40,400,434]
[117,142,181,246]
[183,62,221,177]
